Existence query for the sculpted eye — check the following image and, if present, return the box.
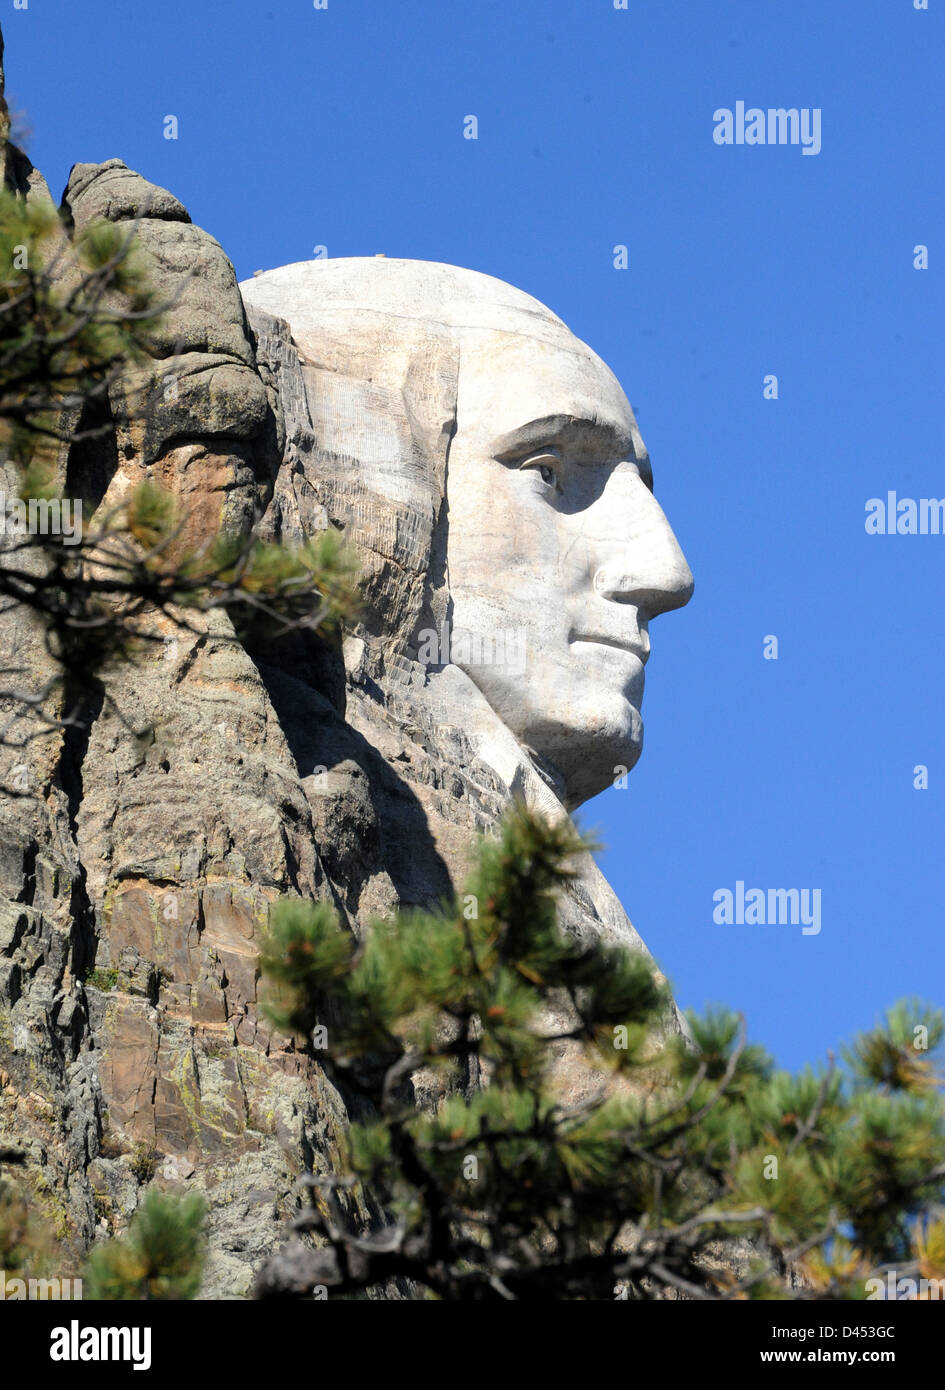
[519,451,561,492]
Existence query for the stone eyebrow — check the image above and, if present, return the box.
[492,415,637,467]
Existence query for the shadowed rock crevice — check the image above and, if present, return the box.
[65,395,119,523]
[250,642,455,921]
[59,680,104,985]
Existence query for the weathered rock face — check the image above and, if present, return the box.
[0,154,364,1296]
[0,129,691,1293]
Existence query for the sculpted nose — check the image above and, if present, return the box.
[592,475,694,618]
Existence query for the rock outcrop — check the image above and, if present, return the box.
[0,153,358,1295]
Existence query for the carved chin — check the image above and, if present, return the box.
[564,723,643,809]
[517,695,644,810]
[449,659,644,808]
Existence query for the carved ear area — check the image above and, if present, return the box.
[401,325,460,499]
[292,358,450,676]
[401,328,460,653]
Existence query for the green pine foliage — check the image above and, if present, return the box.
[0,188,156,475]
[83,1191,207,1301]
[0,1173,54,1280]
[257,805,945,1301]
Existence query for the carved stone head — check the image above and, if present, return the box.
[242,259,693,810]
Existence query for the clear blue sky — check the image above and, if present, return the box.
[9,0,944,1070]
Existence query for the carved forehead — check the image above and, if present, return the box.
[454,330,634,445]
[239,257,605,386]
[241,257,634,440]
[242,256,569,341]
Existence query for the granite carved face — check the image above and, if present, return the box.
[445,325,693,808]
[241,259,693,810]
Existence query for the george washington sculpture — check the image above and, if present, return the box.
[240,257,693,957]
